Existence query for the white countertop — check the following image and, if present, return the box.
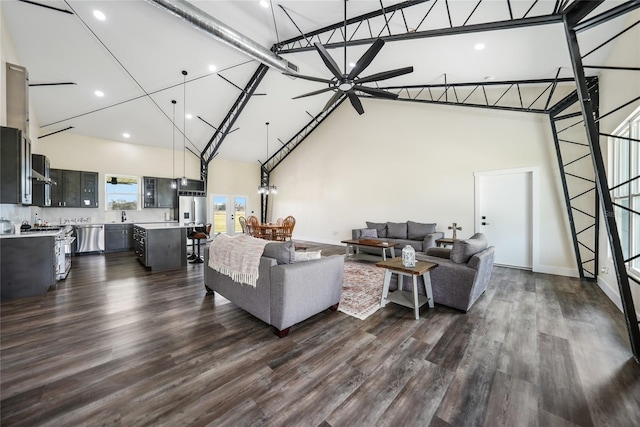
[1,229,64,239]
[134,223,195,230]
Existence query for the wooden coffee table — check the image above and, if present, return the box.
[376,258,438,319]
[341,239,398,261]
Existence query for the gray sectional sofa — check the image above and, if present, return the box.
[352,220,444,252]
[388,233,495,312]
[204,241,344,337]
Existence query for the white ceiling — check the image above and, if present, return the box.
[1,0,631,164]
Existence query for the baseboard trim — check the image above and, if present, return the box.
[534,264,580,278]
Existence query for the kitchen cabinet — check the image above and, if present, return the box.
[50,169,98,207]
[104,224,134,253]
[32,154,51,207]
[6,63,29,136]
[1,235,56,300]
[143,177,177,208]
[134,225,186,271]
[0,126,31,205]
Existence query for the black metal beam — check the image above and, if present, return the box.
[381,95,549,114]
[563,0,605,27]
[564,20,640,361]
[574,0,640,32]
[277,14,565,54]
[380,77,577,90]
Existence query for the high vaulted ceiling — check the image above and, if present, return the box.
[1,0,633,165]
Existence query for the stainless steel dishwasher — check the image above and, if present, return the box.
[75,224,105,253]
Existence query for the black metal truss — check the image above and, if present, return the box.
[549,78,600,282]
[199,64,270,181]
[562,1,640,361]
[375,76,579,113]
[276,0,574,54]
[258,96,347,222]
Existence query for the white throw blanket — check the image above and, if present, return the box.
[208,234,270,287]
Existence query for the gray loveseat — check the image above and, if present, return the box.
[204,241,344,337]
[388,233,495,312]
[352,220,444,253]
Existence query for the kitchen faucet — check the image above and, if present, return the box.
[121,211,127,222]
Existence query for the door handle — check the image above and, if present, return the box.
[482,222,490,225]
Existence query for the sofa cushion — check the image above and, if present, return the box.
[359,228,378,238]
[294,250,322,262]
[450,233,488,264]
[366,221,387,238]
[387,222,408,239]
[264,240,295,264]
[407,221,436,240]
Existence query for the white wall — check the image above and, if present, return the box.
[597,9,640,315]
[206,157,262,219]
[271,97,577,275]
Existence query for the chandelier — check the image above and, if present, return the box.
[258,121,277,195]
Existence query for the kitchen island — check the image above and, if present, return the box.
[133,223,189,271]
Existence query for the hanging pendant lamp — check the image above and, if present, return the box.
[171,99,178,189]
[258,121,277,195]
[181,70,188,187]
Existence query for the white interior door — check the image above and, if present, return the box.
[476,170,533,269]
[212,195,247,235]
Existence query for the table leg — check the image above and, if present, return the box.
[390,247,395,258]
[382,247,387,261]
[345,244,350,257]
[423,272,434,308]
[412,275,420,320]
[380,269,392,307]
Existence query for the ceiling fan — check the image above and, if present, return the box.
[286,1,413,115]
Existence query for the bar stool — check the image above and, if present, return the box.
[190,223,211,264]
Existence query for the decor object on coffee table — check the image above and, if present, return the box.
[448,222,462,239]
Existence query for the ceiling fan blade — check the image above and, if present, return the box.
[283,72,333,84]
[347,39,385,80]
[323,91,343,111]
[314,42,344,81]
[347,92,365,115]
[354,85,398,99]
[356,66,414,84]
[293,87,336,99]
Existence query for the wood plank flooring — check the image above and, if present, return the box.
[1,244,639,426]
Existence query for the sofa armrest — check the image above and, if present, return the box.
[423,231,444,249]
[423,247,451,259]
[270,255,344,331]
[352,228,363,239]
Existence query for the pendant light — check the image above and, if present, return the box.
[181,70,188,187]
[258,122,277,195]
[171,99,177,189]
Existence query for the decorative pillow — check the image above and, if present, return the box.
[263,240,295,264]
[366,221,387,238]
[294,250,322,262]
[359,228,378,238]
[387,222,408,239]
[450,234,488,264]
[407,221,436,240]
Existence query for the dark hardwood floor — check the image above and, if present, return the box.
[1,243,639,426]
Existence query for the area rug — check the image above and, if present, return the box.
[339,260,386,320]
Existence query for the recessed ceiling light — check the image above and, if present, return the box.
[94,90,104,97]
[474,43,486,51]
[259,0,269,8]
[185,113,193,120]
[208,64,217,72]
[93,10,106,21]
[123,133,130,138]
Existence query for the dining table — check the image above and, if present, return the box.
[256,223,285,240]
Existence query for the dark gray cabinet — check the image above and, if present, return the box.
[50,169,98,207]
[143,177,177,208]
[104,224,134,253]
[32,154,51,207]
[0,126,32,205]
[133,225,186,271]
[1,235,56,300]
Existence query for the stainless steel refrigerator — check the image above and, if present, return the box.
[176,196,207,225]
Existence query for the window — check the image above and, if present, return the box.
[609,107,640,273]
[105,174,140,210]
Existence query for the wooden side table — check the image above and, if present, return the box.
[376,258,438,319]
[436,238,458,247]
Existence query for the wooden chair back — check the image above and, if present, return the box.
[282,215,296,240]
[238,216,247,234]
[246,215,262,238]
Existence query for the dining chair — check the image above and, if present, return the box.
[282,215,296,241]
[238,216,247,234]
[190,223,211,264]
[275,217,284,226]
[246,215,264,239]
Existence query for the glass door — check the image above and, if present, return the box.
[212,195,247,235]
